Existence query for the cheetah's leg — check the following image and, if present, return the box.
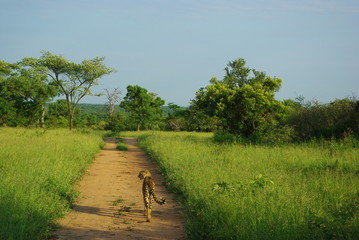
[147,195,153,222]
[147,208,152,222]
[144,190,150,216]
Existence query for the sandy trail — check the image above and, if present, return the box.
[54,137,185,240]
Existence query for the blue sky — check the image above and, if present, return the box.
[1,0,358,106]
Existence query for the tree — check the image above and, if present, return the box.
[104,88,122,131]
[0,60,57,126]
[0,60,17,125]
[23,51,115,130]
[163,103,189,131]
[120,85,165,131]
[192,58,284,137]
[14,63,58,127]
[104,88,121,119]
[46,99,72,127]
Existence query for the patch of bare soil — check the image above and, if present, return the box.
[53,137,185,240]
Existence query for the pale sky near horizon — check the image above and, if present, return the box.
[1,0,358,106]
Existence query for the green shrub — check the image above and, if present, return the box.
[117,142,128,151]
[212,132,238,143]
[260,125,296,145]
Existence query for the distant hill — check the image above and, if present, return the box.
[77,104,185,116]
[77,104,109,115]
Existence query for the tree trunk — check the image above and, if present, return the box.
[69,110,74,130]
[41,105,46,128]
[65,95,73,130]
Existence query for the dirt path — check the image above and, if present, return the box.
[54,137,185,240]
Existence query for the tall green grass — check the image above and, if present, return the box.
[135,131,359,240]
[0,128,104,240]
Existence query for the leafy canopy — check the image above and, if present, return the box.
[22,51,115,129]
[192,58,284,137]
[120,85,165,131]
[0,59,57,126]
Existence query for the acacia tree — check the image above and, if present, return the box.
[23,51,115,130]
[120,85,165,131]
[192,58,284,137]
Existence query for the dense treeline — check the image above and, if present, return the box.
[284,98,359,141]
[107,59,359,143]
[63,97,359,143]
[1,54,358,143]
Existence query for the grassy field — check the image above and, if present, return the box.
[121,131,359,240]
[0,128,104,240]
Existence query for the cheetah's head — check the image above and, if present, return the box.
[138,169,151,180]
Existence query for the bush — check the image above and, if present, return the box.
[116,138,128,151]
[260,125,296,145]
[212,132,238,143]
[286,98,359,140]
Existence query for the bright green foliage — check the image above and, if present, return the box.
[46,99,75,127]
[0,60,57,126]
[46,102,111,129]
[0,128,104,240]
[0,60,17,124]
[22,51,115,130]
[120,85,165,131]
[193,58,284,137]
[137,131,359,240]
[116,138,128,151]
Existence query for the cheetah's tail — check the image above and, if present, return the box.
[154,197,166,205]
